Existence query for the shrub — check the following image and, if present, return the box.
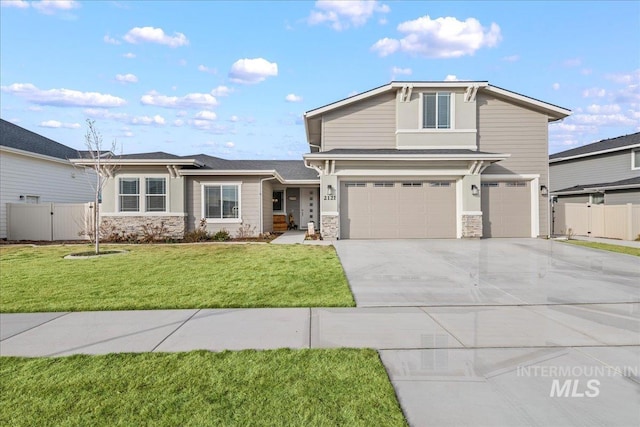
[236,223,256,239]
[184,218,209,243]
[139,221,169,243]
[213,229,231,241]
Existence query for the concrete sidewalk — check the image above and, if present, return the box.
[570,235,640,248]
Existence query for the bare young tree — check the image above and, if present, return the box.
[84,119,118,254]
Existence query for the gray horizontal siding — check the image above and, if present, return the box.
[323,92,396,150]
[605,190,640,205]
[549,150,639,191]
[477,93,550,235]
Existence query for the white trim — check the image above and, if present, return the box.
[321,211,340,216]
[305,153,510,161]
[632,148,640,170]
[483,85,571,120]
[116,173,170,214]
[72,158,202,166]
[396,129,477,134]
[549,144,640,163]
[419,91,455,130]
[456,178,463,238]
[481,174,540,180]
[1,145,76,165]
[335,169,473,177]
[462,211,483,215]
[396,145,479,150]
[102,212,187,217]
[201,181,242,223]
[531,177,540,237]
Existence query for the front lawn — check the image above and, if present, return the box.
[0,349,407,426]
[563,240,640,257]
[0,244,354,312]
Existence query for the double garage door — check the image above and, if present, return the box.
[340,180,456,239]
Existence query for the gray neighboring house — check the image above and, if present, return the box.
[0,119,94,239]
[72,81,571,240]
[549,132,640,205]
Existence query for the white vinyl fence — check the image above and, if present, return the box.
[7,202,92,241]
[553,203,640,241]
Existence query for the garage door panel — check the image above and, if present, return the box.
[481,181,531,238]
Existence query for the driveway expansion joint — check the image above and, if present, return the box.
[151,309,201,352]
[0,311,70,342]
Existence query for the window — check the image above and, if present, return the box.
[204,185,240,220]
[373,182,394,187]
[146,178,166,212]
[429,181,451,187]
[402,182,423,187]
[506,182,527,187]
[591,193,604,205]
[423,92,451,129]
[119,178,139,212]
[272,191,283,211]
[25,195,40,204]
[344,182,366,187]
[482,182,499,187]
[633,149,640,170]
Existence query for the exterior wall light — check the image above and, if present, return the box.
[471,184,479,196]
[540,185,548,196]
[327,184,335,196]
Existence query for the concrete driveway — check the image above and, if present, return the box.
[335,239,640,427]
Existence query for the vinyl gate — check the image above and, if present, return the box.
[7,203,92,241]
[553,203,640,241]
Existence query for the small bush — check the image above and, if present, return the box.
[184,218,209,243]
[236,223,256,239]
[139,221,169,243]
[213,229,231,241]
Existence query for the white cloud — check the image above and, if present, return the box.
[176,110,188,117]
[562,57,582,67]
[103,35,120,45]
[582,87,607,98]
[198,64,217,74]
[33,0,79,14]
[140,90,218,109]
[123,52,136,59]
[123,26,189,48]
[115,73,138,84]
[308,0,390,31]
[285,93,303,102]
[581,68,592,75]
[173,119,185,127]
[371,15,501,58]
[585,104,621,114]
[502,54,520,62]
[211,85,233,97]
[224,141,235,148]
[391,66,412,76]
[130,115,165,126]
[605,69,640,85]
[2,83,127,107]
[229,58,278,84]
[572,113,636,127]
[444,74,458,81]
[39,120,80,129]
[83,108,128,121]
[1,1,29,9]
[229,115,239,122]
[552,83,560,90]
[194,110,217,121]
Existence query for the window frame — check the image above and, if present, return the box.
[420,92,454,130]
[201,182,242,223]
[632,149,640,170]
[145,177,167,212]
[118,177,140,212]
[117,175,170,214]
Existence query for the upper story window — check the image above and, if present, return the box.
[119,178,140,212]
[145,178,166,212]
[423,92,451,129]
[203,184,240,221]
[633,149,640,170]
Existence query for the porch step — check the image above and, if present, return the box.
[273,214,288,232]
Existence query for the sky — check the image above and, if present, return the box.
[1,0,639,159]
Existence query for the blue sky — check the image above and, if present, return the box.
[1,0,638,159]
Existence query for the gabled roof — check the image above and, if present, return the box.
[549,132,640,162]
[552,176,640,195]
[0,118,79,160]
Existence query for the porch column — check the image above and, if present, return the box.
[320,174,339,240]
[461,174,483,238]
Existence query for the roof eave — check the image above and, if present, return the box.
[1,144,74,165]
[70,158,203,167]
[483,85,572,120]
[303,153,510,161]
[550,143,640,163]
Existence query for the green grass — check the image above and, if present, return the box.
[0,349,407,427]
[0,244,354,312]
[563,240,640,256]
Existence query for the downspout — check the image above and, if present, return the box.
[259,176,277,235]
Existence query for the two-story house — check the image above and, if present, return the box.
[71,81,570,240]
[549,132,640,205]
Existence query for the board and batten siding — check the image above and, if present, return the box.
[0,149,95,239]
[322,92,396,150]
[477,93,550,236]
[186,175,270,236]
[550,150,639,192]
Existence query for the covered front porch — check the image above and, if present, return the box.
[270,185,320,232]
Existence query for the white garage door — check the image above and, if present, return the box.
[481,181,531,237]
[340,180,456,239]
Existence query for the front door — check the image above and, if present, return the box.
[299,187,317,230]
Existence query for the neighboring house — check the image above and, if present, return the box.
[0,119,95,239]
[549,132,640,205]
[72,81,570,240]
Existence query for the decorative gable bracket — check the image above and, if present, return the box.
[464,85,480,102]
[399,84,413,103]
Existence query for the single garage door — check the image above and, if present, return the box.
[481,181,531,237]
[340,180,456,239]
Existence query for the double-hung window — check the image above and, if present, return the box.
[204,184,240,220]
[119,178,140,212]
[633,149,640,170]
[423,92,451,129]
[146,178,166,212]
